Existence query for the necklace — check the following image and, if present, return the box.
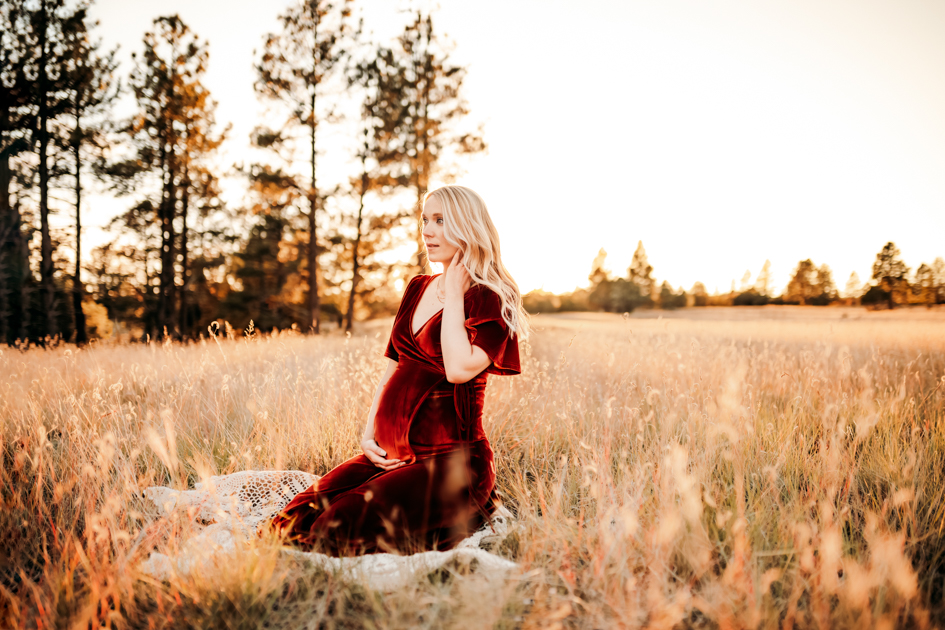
[435,276,445,302]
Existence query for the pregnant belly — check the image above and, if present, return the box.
[372,359,444,462]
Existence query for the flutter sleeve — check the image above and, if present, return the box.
[384,334,399,362]
[383,275,422,362]
[464,285,521,376]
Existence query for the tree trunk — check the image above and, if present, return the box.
[13,197,29,344]
[413,25,432,277]
[178,179,189,338]
[275,219,285,323]
[157,146,167,336]
[0,107,10,344]
[307,89,320,334]
[345,166,367,334]
[38,0,56,340]
[158,129,177,338]
[73,107,87,345]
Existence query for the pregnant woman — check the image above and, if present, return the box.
[268,185,530,556]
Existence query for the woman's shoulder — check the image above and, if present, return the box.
[472,282,495,300]
[392,274,432,319]
[467,282,505,319]
[404,273,435,294]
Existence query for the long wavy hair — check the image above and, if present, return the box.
[423,185,531,341]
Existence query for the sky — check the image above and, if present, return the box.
[83,0,945,295]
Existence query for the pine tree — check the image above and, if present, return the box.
[586,248,615,312]
[25,0,81,340]
[108,15,222,338]
[345,131,369,333]
[754,260,772,297]
[343,40,388,333]
[0,0,35,345]
[175,70,226,338]
[659,281,686,309]
[371,12,486,276]
[932,257,945,305]
[34,0,57,338]
[738,270,752,293]
[913,264,935,306]
[60,5,119,344]
[814,264,837,304]
[844,271,861,300]
[786,259,817,304]
[690,282,708,307]
[85,241,142,335]
[588,248,611,286]
[232,163,305,330]
[255,0,354,334]
[871,242,909,309]
[784,260,835,305]
[627,240,654,307]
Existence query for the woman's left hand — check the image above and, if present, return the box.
[443,251,472,299]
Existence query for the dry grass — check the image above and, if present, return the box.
[1,307,943,629]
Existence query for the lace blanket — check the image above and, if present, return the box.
[139,470,517,591]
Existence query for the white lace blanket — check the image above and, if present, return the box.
[139,470,517,591]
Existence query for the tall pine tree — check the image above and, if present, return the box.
[108,15,222,338]
[340,41,416,332]
[61,5,119,343]
[255,0,354,334]
[25,0,81,340]
[753,260,772,297]
[175,66,226,338]
[627,240,654,308]
[370,12,486,277]
[230,162,305,331]
[0,0,35,344]
[871,242,909,309]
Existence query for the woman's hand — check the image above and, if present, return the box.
[443,251,472,299]
[361,438,405,471]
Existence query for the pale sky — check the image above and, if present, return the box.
[83,0,945,296]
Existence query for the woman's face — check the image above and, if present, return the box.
[421,197,461,266]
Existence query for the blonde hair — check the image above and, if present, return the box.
[423,185,531,341]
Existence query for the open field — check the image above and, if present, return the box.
[1,306,944,629]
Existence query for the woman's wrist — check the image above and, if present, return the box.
[444,295,465,307]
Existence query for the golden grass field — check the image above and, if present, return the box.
[1,305,943,629]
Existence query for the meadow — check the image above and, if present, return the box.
[1,306,943,629]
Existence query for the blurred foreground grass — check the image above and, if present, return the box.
[1,307,943,629]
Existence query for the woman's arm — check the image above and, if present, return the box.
[441,253,493,383]
[360,358,405,470]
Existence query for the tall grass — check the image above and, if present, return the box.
[1,310,943,629]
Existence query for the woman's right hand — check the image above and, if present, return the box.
[361,438,405,471]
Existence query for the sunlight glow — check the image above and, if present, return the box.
[84,0,945,296]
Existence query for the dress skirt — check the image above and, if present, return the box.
[267,440,497,555]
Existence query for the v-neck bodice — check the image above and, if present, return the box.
[409,274,445,337]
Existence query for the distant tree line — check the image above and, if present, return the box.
[0,0,483,345]
[524,241,945,315]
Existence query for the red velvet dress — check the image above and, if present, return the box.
[268,273,521,556]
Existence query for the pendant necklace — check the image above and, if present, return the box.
[435,276,446,302]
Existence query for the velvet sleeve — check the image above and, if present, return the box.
[383,275,422,362]
[464,285,521,376]
[384,334,399,361]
